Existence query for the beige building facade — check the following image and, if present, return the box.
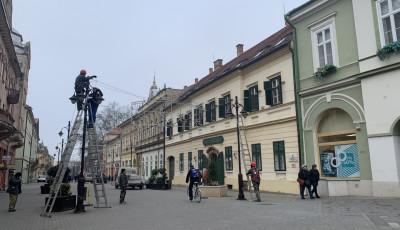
[165,26,301,194]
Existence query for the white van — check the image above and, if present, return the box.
[115,167,145,190]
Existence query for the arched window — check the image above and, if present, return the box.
[317,109,359,178]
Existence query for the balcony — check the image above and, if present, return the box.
[7,89,20,104]
[0,108,16,140]
[8,131,24,149]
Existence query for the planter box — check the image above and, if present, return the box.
[45,195,76,212]
[146,183,171,190]
[40,184,50,194]
[200,185,227,197]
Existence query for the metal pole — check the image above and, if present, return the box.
[27,120,35,183]
[235,96,245,200]
[67,121,71,139]
[58,148,60,166]
[130,137,133,167]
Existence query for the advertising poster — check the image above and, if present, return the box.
[334,144,360,178]
[320,152,335,177]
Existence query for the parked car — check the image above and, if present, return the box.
[85,173,94,183]
[115,167,144,189]
[37,175,46,183]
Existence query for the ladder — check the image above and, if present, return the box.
[41,95,89,217]
[86,102,110,208]
[238,115,255,200]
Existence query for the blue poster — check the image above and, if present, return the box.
[334,144,360,178]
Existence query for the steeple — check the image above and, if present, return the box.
[148,73,158,100]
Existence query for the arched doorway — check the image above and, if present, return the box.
[168,156,175,181]
[317,109,360,178]
[206,147,224,185]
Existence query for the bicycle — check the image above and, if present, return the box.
[187,181,201,203]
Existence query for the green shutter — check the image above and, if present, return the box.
[252,143,262,171]
[217,152,225,185]
[188,152,192,169]
[218,98,225,118]
[264,81,272,105]
[244,90,250,112]
[198,150,203,169]
[177,118,182,132]
[194,108,199,126]
[277,76,282,105]
[205,103,211,122]
[251,85,259,111]
[179,153,184,171]
[185,114,189,130]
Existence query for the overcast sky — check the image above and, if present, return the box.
[12,0,308,161]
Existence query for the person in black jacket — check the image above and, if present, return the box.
[88,87,104,128]
[309,164,321,198]
[186,164,202,201]
[7,172,22,212]
[298,164,314,200]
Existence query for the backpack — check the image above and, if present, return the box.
[251,168,260,181]
[191,168,200,178]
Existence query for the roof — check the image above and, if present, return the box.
[176,26,293,102]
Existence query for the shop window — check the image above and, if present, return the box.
[244,85,259,112]
[317,109,360,178]
[377,0,400,45]
[179,153,184,171]
[251,143,262,171]
[273,141,286,171]
[225,146,233,171]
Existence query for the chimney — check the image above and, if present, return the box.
[209,68,213,74]
[214,59,223,70]
[184,85,187,89]
[195,78,198,84]
[236,44,244,57]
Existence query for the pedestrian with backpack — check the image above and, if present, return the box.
[246,162,261,202]
[186,164,202,201]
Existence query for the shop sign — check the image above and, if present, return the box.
[203,136,224,146]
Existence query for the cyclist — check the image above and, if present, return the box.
[246,161,261,202]
[186,164,202,201]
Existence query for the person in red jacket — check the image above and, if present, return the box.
[246,162,261,202]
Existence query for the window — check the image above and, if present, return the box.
[219,94,231,118]
[167,120,173,137]
[225,146,233,171]
[185,112,192,130]
[317,109,359,178]
[315,26,334,68]
[205,100,216,122]
[264,76,282,106]
[179,153,184,171]
[155,155,157,169]
[177,116,184,132]
[244,85,259,112]
[378,0,400,45]
[198,150,203,169]
[194,106,204,127]
[151,120,154,136]
[146,157,149,177]
[188,152,192,169]
[251,143,262,171]
[273,141,286,171]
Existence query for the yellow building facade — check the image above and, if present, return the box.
[165,26,301,194]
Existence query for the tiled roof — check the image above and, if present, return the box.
[177,26,293,102]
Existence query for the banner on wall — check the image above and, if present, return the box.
[334,144,360,178]
[320,152,335,177]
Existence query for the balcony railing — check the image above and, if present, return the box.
[7,88,20,104]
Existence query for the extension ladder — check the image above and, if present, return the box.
[238,115,255,200]
[87,102,110,208]
[40,94,89,217]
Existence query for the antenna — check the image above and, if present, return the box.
[283,1,286,15]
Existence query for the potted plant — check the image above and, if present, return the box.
[146,168,171,190]
[44,165,76,212]
[200,153,227,197]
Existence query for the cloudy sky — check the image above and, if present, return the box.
[12,0,308,160]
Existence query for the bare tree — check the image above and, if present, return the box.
[96,101,131,140]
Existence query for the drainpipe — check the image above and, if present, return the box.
[27,122,35,183]
[21,107,29,181]
[285,15,305,169]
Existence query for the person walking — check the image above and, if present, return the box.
[7,172,22,212]
[309,164,321,198]
[119,169,128,204]
[246,162,261,202]
[186,164,201,201]
[298,164,314,200]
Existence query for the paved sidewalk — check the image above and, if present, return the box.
[1,182,400,230]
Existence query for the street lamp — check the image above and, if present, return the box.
[55,141,63,166]
[59,121,71,140]
[226,96,248,200]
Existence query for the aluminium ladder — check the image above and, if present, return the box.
[87,102,110,208]
[40,94,89,217]
[238,115,255,200]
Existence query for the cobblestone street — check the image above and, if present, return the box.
[1,183,400,230]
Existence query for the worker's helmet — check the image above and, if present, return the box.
[251,162,256,167]
[80,69,87,74]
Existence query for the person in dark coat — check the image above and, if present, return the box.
[298,164,314,200]
[88,87,103,128]
[7,172,22,212]
[309,164,321,198]
[74,69,96,111]
[119,169,128,204]
[186,164,201,201]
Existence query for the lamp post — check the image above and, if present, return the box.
[59,121,71,140]
[226,96,248,200]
